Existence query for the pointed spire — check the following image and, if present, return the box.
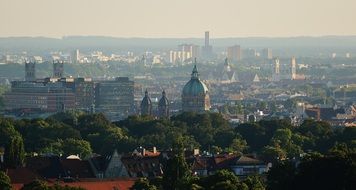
[191,58,199,79]
[224,58,228,66]
[145,89,148,96]
[162,90,166,96]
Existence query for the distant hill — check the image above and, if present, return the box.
[0,36,356,55]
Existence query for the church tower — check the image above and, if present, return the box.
[25,61,36,81]
[272,57,280,82]
[158,90,169,118]
[182,60,210,112]
[141,90,152,116]
[53,60,64,78]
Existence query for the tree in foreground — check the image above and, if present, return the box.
[200,170,248,190]
[0,171,12,190]
[162,136,193,190]
[130,178,157,190]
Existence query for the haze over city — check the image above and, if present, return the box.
[1,0,356,38]
[0,1,356,190]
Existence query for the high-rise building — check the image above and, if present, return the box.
[4,80,76,113]
[169,50,191,64]
[178,44,199,58]
[95,77,134,121]
[72,78,95,112]
[53,61,64,78]
[71,49,80,64]
[227,45,241,61]
[201,31,213,59]
[25,61,36,81]
[291,56,297,80]
[140,90,152,116]
[182,63,210,112]
[170,44,199,64]
[261,48,273,60]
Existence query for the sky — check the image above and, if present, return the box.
[1,0,355,38]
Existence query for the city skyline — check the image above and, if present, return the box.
[1,0,356,38]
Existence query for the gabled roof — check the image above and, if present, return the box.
[233,156,264,165]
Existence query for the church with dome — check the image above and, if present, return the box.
[182,63,211,112]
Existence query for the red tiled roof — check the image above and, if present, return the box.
[53,179,136,190]
[12,178,136,190]
[234,156,264,165]
[7,167,41,184]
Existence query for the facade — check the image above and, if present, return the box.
[140,90,152,116]
[4,77,96,114]
[158,90,169,118]
[72,78,95,112]
[227,45,241,62]
[182,64,211,112]
[4,80,76,114]
[95,77,134,121]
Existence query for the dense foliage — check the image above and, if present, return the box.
[1,111,355,189]
[0,111,355,167]
[0,171,12,190]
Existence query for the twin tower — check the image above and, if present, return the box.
[140,90,169,118]
[25,61,64,81]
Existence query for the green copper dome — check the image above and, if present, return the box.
[182,65,208,96]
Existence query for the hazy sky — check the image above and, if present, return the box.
[1,0,355,38]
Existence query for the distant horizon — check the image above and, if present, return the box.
[2,34,356,39]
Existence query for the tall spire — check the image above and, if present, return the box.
[191,59,199,79]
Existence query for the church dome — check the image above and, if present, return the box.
[141,90,152,106]
[159,90,169,106]
[182,65,208,96]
